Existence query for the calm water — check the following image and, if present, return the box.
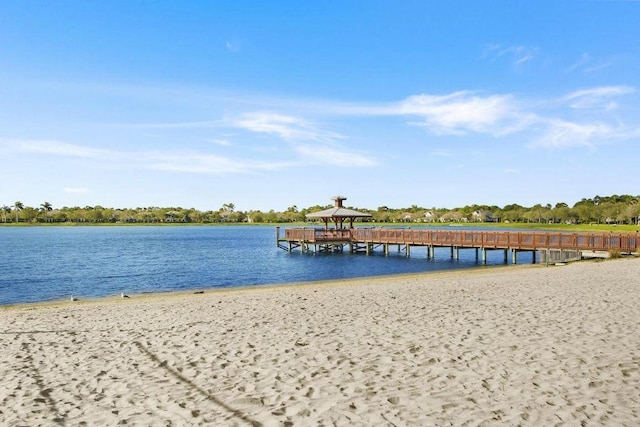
[0,226,534,305]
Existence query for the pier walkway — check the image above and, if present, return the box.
[277,227,640,264]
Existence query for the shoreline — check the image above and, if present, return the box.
[2,258,639,425]
[2,221,639,233]
[1,261,536,311]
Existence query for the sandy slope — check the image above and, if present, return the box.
[1,259,639,426]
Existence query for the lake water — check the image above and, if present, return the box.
[0,226,535,305]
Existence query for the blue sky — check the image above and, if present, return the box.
[1,1,639,211]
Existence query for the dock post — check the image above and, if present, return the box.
[406,245,411,257]
[532,250,537,264]
[512,249,517,264]
[475,248,479,260]
[275,226,280,246]
[504,249,508,263]
[481,248,486,263]
[454,247,459,260]
[450,246,454,259]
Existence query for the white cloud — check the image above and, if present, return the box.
[231,111,345,143]
[312,91,531,136]
[64,81,637,156]
[8,80,637,175]
[222,86,638,153]
[563,86,635,109]
[227,111,377,167]
[395,92,520,135]
[233,112,312,140]
[329,87,638,149]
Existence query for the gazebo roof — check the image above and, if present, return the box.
[305,196,371,220]
[306,207,372,219]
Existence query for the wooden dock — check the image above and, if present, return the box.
[276,227,640,264]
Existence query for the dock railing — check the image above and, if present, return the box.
[283,228,639,252]
[284,227,352,242]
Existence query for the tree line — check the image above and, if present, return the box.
[3,195,640,225]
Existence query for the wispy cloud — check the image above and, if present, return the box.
[529,84,639,149]
[221,86,638,151]
[226,111,378,167]
[2,131,376,176]
[231,111,346,143]
[482,44,536,66]
[566,53,590,73]
[78,80,637,153]
[532,119,615,149]
[563,85,635,110]
[10,79,637,170]
[346,87,638,148]
[566,52,613,74]
[331,91,529,136]
[233,112,311,139]
[395,92,520,135]
[11,139,115,159]
[1,138,284,175]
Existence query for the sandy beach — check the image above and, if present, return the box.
[1,259,639,426]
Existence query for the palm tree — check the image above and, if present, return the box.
[1,205,10,223]
[13,201,24,223]
[40,201,53,222]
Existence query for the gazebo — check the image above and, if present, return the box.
[305,196,371,230]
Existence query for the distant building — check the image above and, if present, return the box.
[472,210,498,222]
